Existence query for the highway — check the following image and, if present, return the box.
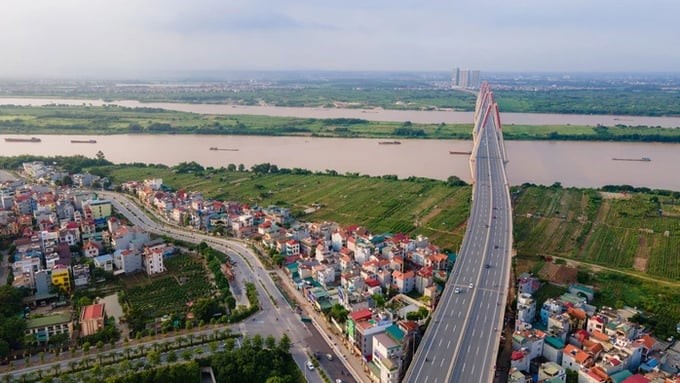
[403,83,512,383]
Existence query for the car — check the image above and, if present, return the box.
[469,283,474,289]
[307,361,315,370]
[454,287,461,294]
[485,264,491,269]
[336,380,343,383]
[326,353,333,361]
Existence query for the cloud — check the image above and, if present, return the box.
[0,0,679,77]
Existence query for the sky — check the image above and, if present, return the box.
[1,0,679,78]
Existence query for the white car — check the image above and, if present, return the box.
[307,361,315,370]
[469,283,474,289]
[454,287,461,294]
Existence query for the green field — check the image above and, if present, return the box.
[6,83,680,116]
[3,104,680,142]
[513,185,680,281]
[95,164,472,251]
[121,253,214,322]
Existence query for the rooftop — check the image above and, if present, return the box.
[81,303,105,321]
[26,312,72,329]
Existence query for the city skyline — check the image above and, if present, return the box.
[1,0,680,78]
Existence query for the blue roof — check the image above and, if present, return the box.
[94,254,113,263]
[609,370,632,383]
[386,324,404,342]
[544,336,565,349]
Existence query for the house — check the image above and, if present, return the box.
[72,264,90,288]
[425,253,448,270]
[284,239,300,256]
[346,310,393,359]
[25,313,73,344]
[142,247,165,275]
[516,293,536,327]
[414,267,433,294]
[82,240,100,258]
[371,329,404,383]
[51,264,71,292]
[93,254,114,272]
[562,344,593,372]
[113,248,142,274]
[80,303,106,337]
[538,361,566,382]
[392,270,415,294]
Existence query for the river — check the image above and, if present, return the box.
[1,134,678,190]
[2,97,680,127]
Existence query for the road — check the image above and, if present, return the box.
[404,83,513,383]
[99,191,359,382]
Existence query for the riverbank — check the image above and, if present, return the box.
[3,85,680,117]
[2,104,680,142]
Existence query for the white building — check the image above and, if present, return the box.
[143,247,165,275]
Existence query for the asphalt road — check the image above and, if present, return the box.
[99,191,359,382]
[404,85,512,383]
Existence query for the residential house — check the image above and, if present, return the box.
[51,264,71,292]
[72,264,90,288]
[371,328,404,383]
[538,361,566,383]
[93,254,114,272]
[142,247,165,275]
[392,270,415,294]
[562,344,593,372]
[113,248,142,274]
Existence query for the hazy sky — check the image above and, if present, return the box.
[1,0,679,78]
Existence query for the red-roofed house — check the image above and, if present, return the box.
[562,344,593,372]
[392,270,415,294]
[350,308,373,323]
[621,375,650,383]
[415,267,433,294]
[579,366,609,383]
[425,253,448,270]
[80,303,106,336]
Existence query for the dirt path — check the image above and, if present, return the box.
[549,254,680,287]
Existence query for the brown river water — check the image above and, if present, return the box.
[1,134,678,190]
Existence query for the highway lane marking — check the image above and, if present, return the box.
[438,338,443,347]
[447,340,451,349]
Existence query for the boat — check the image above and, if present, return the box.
[612,157,651,162]
[209,147,239,151]
[450,151,472,155]
[70,139,97,144]
[378,141,401,145]
[4,137,41,143]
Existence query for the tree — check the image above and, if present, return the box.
[238,164,245,172]
[166,350,177,363]
[277,334,291,354]
[147,350,160,366]
[82,342,91,355]
[227,164,236,172]
[265,335,276,350]
[61,175,73,186]
[181,349,192,361]
[372,293,386,309]
[95,151,106,161]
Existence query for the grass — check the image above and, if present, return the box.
[513,185,680,281]
[3,104,680,142]
[121,253,213,320]
[97,165,472,251]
